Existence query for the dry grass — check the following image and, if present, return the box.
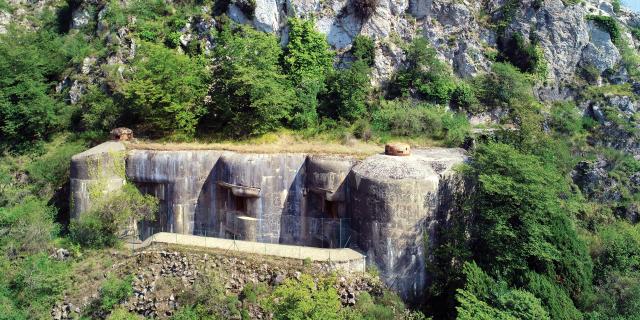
[125,130,443,159]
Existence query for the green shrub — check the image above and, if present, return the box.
[352,118,373,141]
[612,0,621,13]
[351,35,376,67]
[241,282,268,303]
[107,308,144,320]
[0,0,12,12]
[456,262,551,320]
[351,292,396,320]
[177,271,238,318]
[262,274,342,320]
[208,23,296,136]
[475,62,536,112]
[456,289,516,320]
[391,37,457,104]
[549,102,583,136]
[100,275,134,311]
[451,82,480,112]
[589,272,640,318]
[69,214,116,248]
[371,99,469,146]
[8,254,71,319]
[78,85,121,133]
[170,306,201,320]
[0,198,58,255]
[631,27,640,40]
[322,60,371,122]
[593,222,640,283]
[524,272,582,320]
[70,184,158,248]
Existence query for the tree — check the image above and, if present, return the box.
[283,18,333,128]
[391,37,457,104]
[208,22,296,136]
[322,60,371,122]
[0,27,71,151]
[464,142,592,319]
[123,41,209,138]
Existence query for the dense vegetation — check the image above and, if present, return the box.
[0,0,639,319]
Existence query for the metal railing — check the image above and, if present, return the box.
[136,213,356,249]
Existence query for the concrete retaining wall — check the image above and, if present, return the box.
[133,232,366,273]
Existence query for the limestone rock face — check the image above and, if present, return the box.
[582,94,640,157]
[0,10,11,34]
[26,0,638,95]
[70,7,91,30]
[580,21,621,73]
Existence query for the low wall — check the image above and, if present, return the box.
[132,232,366,273]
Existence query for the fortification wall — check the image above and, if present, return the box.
[70,142,466,302]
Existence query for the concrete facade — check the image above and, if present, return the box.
[70,142,466,302]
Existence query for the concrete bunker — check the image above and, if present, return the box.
[70,144,466,303]
[217,181,261,241]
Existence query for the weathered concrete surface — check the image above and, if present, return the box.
[71,143,466,302]
[132,232,366,273]
[349,148,466,301]
[70,141,127,218]
[126,150,222,236]
[216,152,308,243]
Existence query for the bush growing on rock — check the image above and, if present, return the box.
[390,37,457,104]
[499,33,547,78]
[351,35,376,67]
[587,15,621,45]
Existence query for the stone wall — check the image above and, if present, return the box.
[70,143,466,302]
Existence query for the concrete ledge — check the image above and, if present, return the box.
[133,232,366,273]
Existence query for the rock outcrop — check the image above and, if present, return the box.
[35,0,640,101]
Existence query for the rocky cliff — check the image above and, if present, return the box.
[2,0,638,92]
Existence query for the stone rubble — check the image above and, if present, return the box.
[54,247,381,319]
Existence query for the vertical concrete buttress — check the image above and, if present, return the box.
[70,141,127,219]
